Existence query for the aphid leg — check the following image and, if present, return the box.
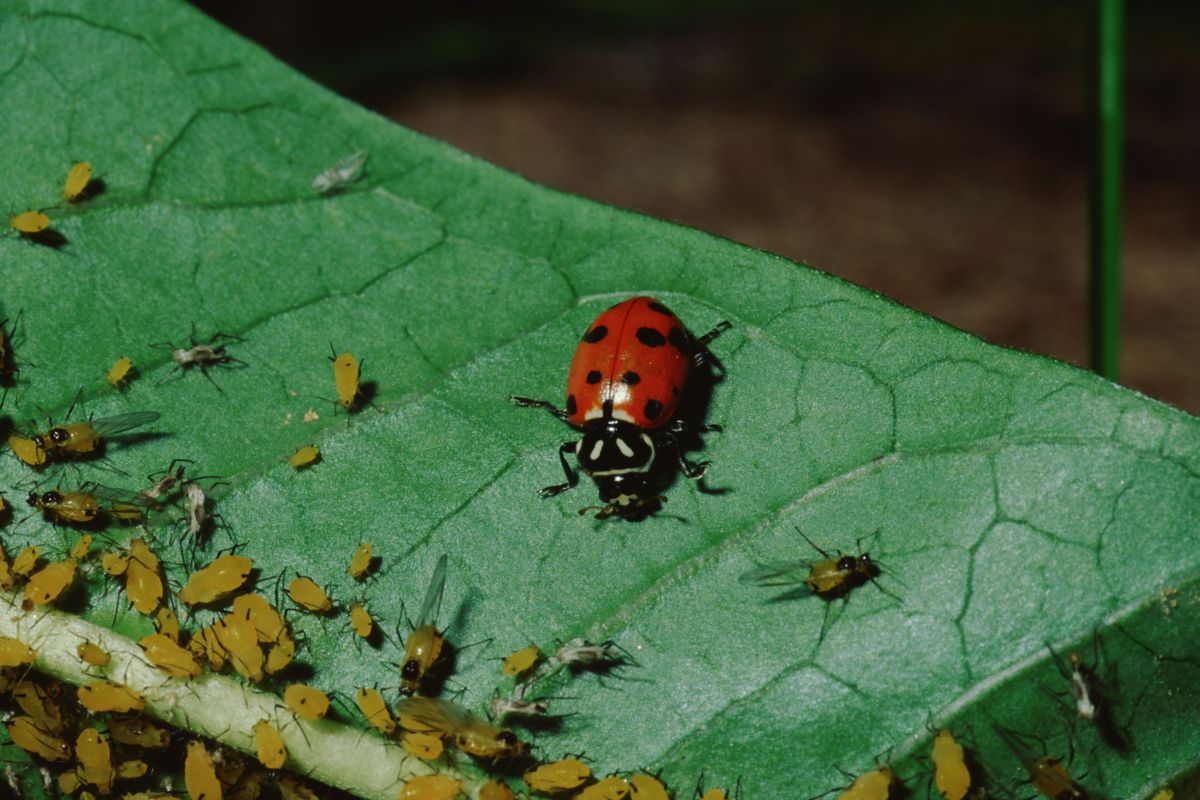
[540,441,579,497]
[196,365,227,395]
[815,601,839,646]
[508,395,571,422]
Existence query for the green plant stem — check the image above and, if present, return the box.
[1089,0,1124,380]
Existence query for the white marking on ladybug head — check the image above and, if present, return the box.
[611,409,636,424]
[590,440,604,461]
[615,438,634,458]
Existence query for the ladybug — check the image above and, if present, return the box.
[510,296,730,519]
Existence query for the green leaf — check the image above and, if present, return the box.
[2,2,1197,799]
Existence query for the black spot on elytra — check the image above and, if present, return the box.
[582,325,608,344]
[586,370,602,384]
[566,395,577,415]
[644,399,663,420]
[671,385,680,396]
[636,327,666,347]
[622,371,640,385]
[668,326,688,354]
[648,301,673,316]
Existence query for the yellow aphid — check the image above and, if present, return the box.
[156,605,181,642]
[10,210,50,234]
[836,767,894,800]
[12,544,41,577]
[178,554,254,606]
[231,592,287,643]
[107,356,134,387]
[108,714,171,748]
[7,715,71,761]
[349,601,375,639]
[71,533,94,560]
[0,635,36,666]
[284,684,330,721]
[228,771,266,800]
[101,551,129,577]
[348,542,374,579]
[140,632,202,679]
[77,681,145,713]
[185,740,223,800]
[400,555,448,696]
[58,771,82,794]
[480,781,516,800]
[26,411,160,461]
[253,719,287,769]
[117,759,149,779]
[287,576,332,613]
[578,777,631,800]
[524,758,592,793]
[215,615,265,682]
[1029,758,1085,800]
[77,641,111,667]
[329,349,362,411]
[278,775,321,800]
[13,680,64,733]
[399,774,462,800]
[630,774,670,800]
[126,537,164,615]
[25,558,77,604]
[502,644,542,678]
[932,729,971,800]
[1151,791,1175,800]
[400,730,445,761]
[397,696,527,760]
[289,445,320,469]
[265,631,296,674]
[9,434,45,467]
[76,728,116,794]
[0,552,13,590]
[25,488,105,522]
[189,623,228,671]
[63,161,92,201]
[356,687,396,735]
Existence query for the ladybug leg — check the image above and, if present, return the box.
[668,419,721,435]
[508,395,571,423]
[695,320,732,347]
[539,440,579,497]
[691,320,732,367]
[676,451,711,480]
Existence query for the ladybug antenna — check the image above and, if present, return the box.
[578,503,618,520]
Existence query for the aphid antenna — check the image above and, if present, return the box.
[795,526,834,559]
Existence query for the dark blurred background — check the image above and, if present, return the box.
[192,1,1200,413]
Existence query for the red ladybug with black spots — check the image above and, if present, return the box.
[510,296,730,519]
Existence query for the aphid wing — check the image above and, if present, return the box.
[415,555,448,628]
[81,483,150,507]
[89,411,161,437]
[738,560,814,587]
[396,696,466,734]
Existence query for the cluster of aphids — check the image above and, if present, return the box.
[1,164,753,798]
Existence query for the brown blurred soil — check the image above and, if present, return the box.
[375,10,1200,413]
